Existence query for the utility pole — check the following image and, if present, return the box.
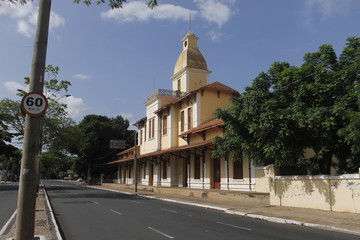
[133,130,137,192]
[15,1,51,239]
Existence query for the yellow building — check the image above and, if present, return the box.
[108,32,257,191]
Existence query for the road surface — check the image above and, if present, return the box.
[0,182,18,233]
[43,180,359,240]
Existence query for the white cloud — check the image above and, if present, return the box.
[61,96,90,119]
[120,112,134,119]
[100,0,235,28]
[0,2,64,37]
[72,74,90,80]
[303,0,360,29]
[4,81,27,93]
[49,11,65,31]
[101,1,195,23]
[207,30,223,42]
[17,19,34,37]
[195,0,233,27]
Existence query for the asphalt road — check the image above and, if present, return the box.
[43,180,359,240]
[0,182,18,232]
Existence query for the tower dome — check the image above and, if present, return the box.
[173,32,208,74]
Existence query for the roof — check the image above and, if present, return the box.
[179,118,223,137]
[174,81,239,104]
[153,82,239,115]
[133,117,147,126]
[106,139,214,165]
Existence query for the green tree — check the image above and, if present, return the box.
[213,37,360,174]
[73,114,133,178]
[0,65,76,178]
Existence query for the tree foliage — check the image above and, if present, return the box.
[69,114,133,177]
[213,37,360,174]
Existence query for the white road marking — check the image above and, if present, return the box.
[110,209,122,215]
[91,201,99,205]
[217,221,252,231]
[131,200,141,204]
[161,208,178,214]
[0,210,16,235]
[148,227,174,239]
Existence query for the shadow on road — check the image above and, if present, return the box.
[44,184,151,202]
[0,183,19,192]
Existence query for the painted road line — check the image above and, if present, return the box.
[161,208,178,214]
[91,201,99,205]
[131,200,141,204]
[148,227,175,239]
[0,210,16,236]
[110,209,122,215]
[217,221,252,231]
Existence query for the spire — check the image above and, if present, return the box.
[189,12,192,33]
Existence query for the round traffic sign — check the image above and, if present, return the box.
[20,92,48,117]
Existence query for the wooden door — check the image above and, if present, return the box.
[213,158,221,189]
[149,163,153,186]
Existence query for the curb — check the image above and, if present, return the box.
[92,186,360,236]
[43,186,63,240]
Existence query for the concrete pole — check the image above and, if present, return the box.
[15,1,51,239]
[134,130,138,192]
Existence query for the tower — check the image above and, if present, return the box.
[171,32,211,93]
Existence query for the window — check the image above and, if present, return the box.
[148,120,152,139]
[144,124,147,141]
[180,111,184,132]
[194,155,201,179]
[177,79,181,91]
[162,115,167,135]
[148,118,155,139]
[162,162,167,179]
[143,163,146,179]
[140,130,143,145]
[151,119,155,138]
[188,107,192,130]
[233,160,243,179]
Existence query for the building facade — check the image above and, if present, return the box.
[107,32,258,192]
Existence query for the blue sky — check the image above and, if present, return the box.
[1,0,359,126]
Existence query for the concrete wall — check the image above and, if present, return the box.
[270,173,360,213]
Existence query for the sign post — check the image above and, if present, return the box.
[15,1,51,239]
[109,140,126,149]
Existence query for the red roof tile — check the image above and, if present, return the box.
[106,139,214,165]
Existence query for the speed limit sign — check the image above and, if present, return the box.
[20,92,48,117]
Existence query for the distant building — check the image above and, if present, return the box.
[108,32,256,191]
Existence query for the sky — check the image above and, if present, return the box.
[1,0,359,127]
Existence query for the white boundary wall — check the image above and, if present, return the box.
[270,173,360,213]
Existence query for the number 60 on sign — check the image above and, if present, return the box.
[21,92,48,117]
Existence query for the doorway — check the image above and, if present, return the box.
[213,158,221,189]
[149,163,153,186]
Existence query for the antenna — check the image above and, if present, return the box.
[189,12,192,33]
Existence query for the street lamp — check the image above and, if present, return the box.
[17,89,26,94]
[56,94,71,101]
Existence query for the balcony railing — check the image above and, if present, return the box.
[147,89,185,101]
